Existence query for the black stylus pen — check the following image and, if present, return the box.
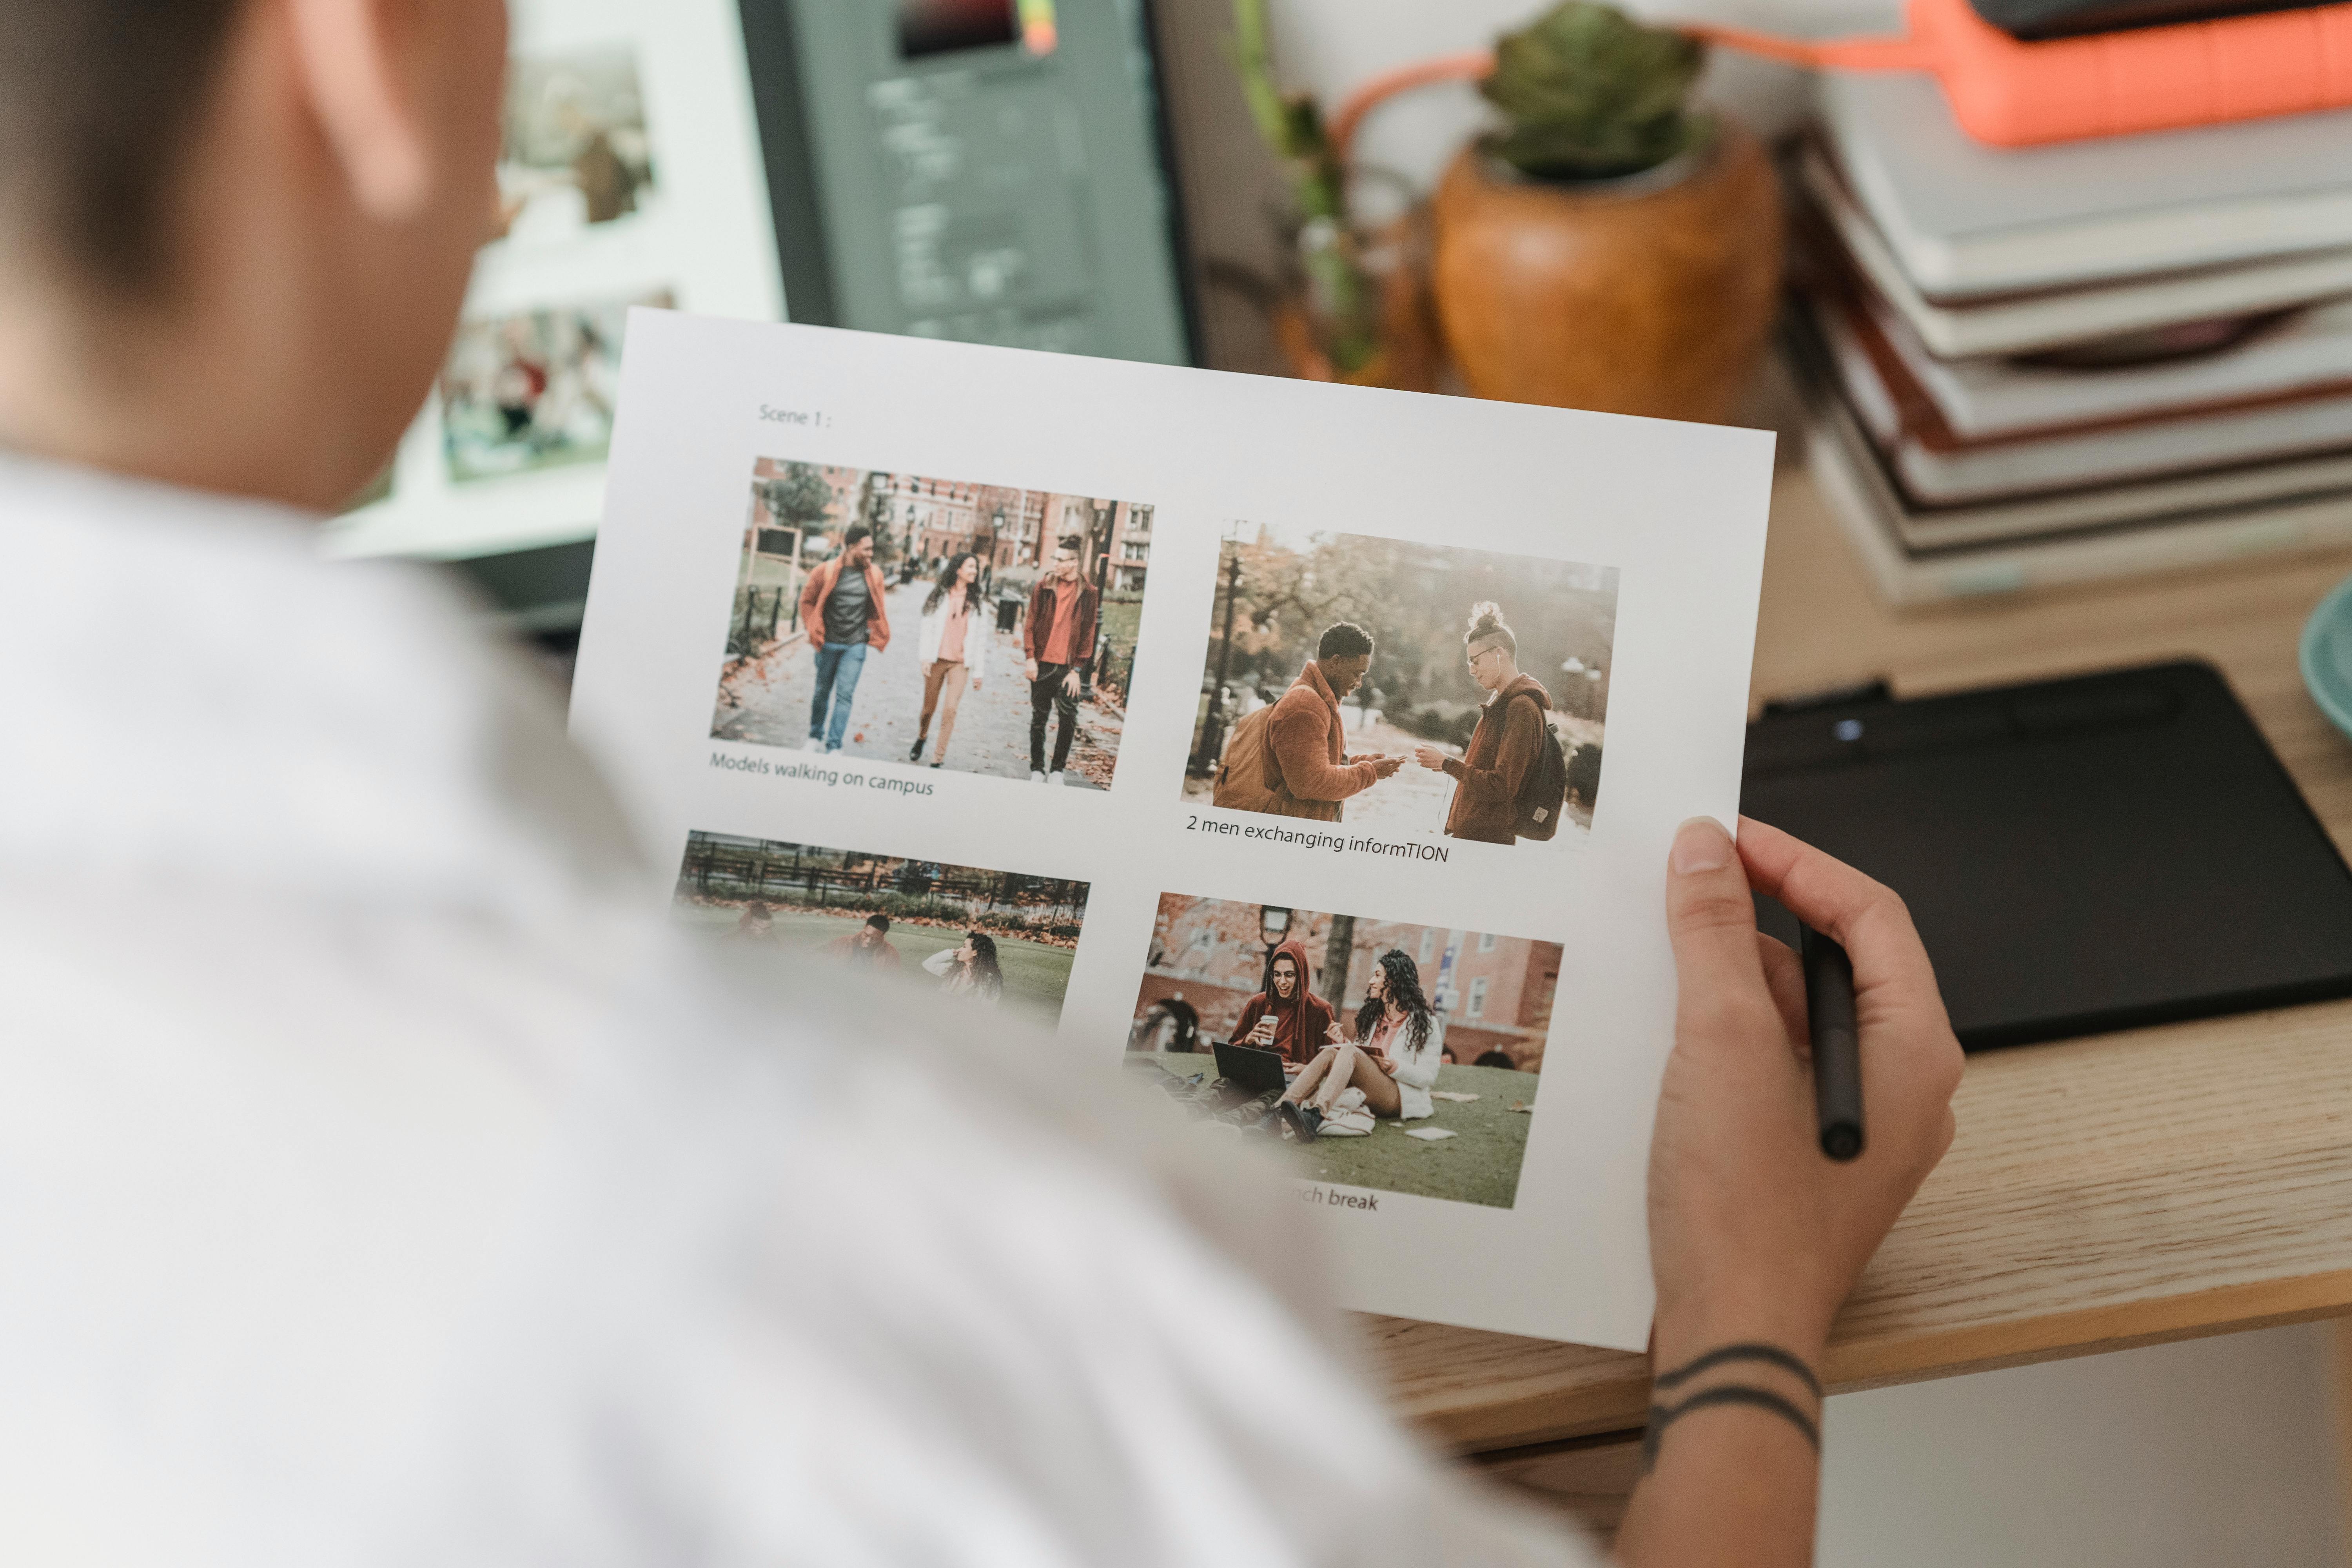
[1802,926,1865,1161]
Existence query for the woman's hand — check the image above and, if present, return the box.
[1325,1020,1348,1044]
[1647,816,1963,1373]
[1377,1056,1398,1077]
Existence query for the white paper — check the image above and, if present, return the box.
[571,311,1773,1349]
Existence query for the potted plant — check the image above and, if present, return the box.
[1340,2,1783,423]
[1226,0,1440,392]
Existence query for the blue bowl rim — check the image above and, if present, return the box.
[2299,572,2352,741]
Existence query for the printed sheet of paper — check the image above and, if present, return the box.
[571,311,1773,1349]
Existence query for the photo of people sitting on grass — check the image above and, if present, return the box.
[1186,524,1617,846]
[674,831,1089,1024]
[710,458,1154,790]
[1128,895,1559,1210]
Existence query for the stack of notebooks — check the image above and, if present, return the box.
[1789,73,2352,604]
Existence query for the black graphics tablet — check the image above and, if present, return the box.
[1967,0,2326,40]
[1743,660,2352,1050]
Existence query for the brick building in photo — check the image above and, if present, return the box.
[1131,895,1560,1070]
[744,459,1155,603]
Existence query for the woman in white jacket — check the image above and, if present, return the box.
[922,931,1005,1005]
[910,553,989,768]
[1271,948,1443,1140]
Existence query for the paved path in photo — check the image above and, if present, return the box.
[714,582,1118,789]
[1182,713,1592,840]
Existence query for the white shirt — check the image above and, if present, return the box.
[1390,1014,1448,1123]
[916,590,990,680]
[0,457,1596,1568]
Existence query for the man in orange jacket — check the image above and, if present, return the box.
[1265,623,1403,819]
[799,525,891,753]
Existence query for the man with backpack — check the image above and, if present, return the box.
[1415,602,1570,844]
[1214,622,1403,819]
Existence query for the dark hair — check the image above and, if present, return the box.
[865,914,891,932]
[1474,1049,1517,1070]
[1464,601,1516,657]
[965,931,1004,997]
[4,0,247,298]
[1267,949,1299,996]
[1056,535,1082,556]
[843,524,873,550]
[1318,622,1374,661]
[924,552,982,616]
[744,901,771,918]
[1355,949,1432,1053]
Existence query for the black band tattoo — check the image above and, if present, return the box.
[1642,1385,1822,1471]
[1652,1341,1824,1400]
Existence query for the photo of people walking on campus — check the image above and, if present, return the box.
[673,831,1091,1024]
[1127,895,1559,1209]
[710,458,1154,789]
[1185,524,1617,848]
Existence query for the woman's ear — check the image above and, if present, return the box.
[286,0,432,220]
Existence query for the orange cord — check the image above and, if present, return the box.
[1328,51,1494,164]
[1680,22,1938,71]
[1327,28,1934,165]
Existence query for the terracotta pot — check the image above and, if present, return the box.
[1271,214,1443,394]
[1431,118,1783,423]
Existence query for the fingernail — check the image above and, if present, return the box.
[1671,817,1731,875]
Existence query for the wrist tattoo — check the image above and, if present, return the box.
[1642,1384,1821,1471]
[1652,1341,1823,1400]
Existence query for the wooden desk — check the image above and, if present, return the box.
[1365,461,2352,1476]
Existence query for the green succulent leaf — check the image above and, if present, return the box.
[1481,1,1706,180]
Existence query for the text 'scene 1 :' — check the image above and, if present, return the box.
[759,405,829,427]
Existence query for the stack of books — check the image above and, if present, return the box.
[1788,73,2352,604]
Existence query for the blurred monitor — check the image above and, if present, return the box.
[328,0,1195,632]
[740,0,1197,364]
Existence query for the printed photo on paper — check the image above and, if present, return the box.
[1185,525,1616,848]
[710,459,1154,789]
[674,831,1090,1025]
[491,46,657,247]
[1128,894,1559,1210]
[439,289,668,484]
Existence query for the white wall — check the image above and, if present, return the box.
[1263,0,1904,196]
[1820,1324,2345,1568]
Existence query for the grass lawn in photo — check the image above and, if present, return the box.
[1128,1056,1539,1210]
[676,899,1076,1024]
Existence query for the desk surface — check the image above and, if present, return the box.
[1367,462,2352,1454]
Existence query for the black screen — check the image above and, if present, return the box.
[737,0,1196,364]
[1743,661,2352,1049]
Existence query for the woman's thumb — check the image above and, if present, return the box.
[1665,818,1772,1031]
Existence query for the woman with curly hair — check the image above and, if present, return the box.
[1269,947,1444,1140]
[924,929,1005,1005]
